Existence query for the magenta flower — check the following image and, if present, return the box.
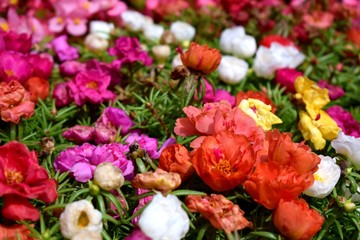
[0,51,33,84]
[50,35,79,61]
[96,107,134,135]
[125,227,151,240]
[54,143,134,183]
[62,125,95,144]
[85,59,122,86]
[67,69,116,106]
[108,36,152,66]
[53,82,74,108]
[27,53,54,79]
[318,80,345,100]
[326,106,360,138]
[131,188,153,225]
[275,68,303,93]
[59,60,86,77]
[200,80,235,107]
[0,30,32,53]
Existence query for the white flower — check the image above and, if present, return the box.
[331,131,360,170]
[171,53,183,68]
[143,24,165,42]
[219,26,257,58]
[93,162,124,191]
[89,20,114,39]
[84,34,109,52]
[152,45,171,63]
[253,43,305,79]
[217,56,249,84]
[138,192,190,240]
[60,200,103,239]
[71,230,102,240]
[303,155,341,198]
[121,10,152,32]
[170,21,196,43]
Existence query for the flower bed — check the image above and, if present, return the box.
[0,0,360,239]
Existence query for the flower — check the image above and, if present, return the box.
[170,21,196,43]
[96,107,134,135]
[179,42,221,74]
[158,143,194,181]
[186,194,252,233]
[0,80,35,123]
[0,51,33,84]
[26,53,54,80]
[124,132,164,159]
[191,131,255,191]
[0,224,35,240]
[275,68,303,93]
[0,141,58,221]
[317,80,345,100]
[89,20,114,39]
[303,11,334,29]
[243,130,320,209]
[93,162,125,191]
[53,82,74,108]
[138,192,190,240]
[131,168,182,195]
[217,56,249,84]
[50,35,79,62]
[326,106,360,138]
[151,44,171,63]
[253,40,305,79]
[121,10,148,32]
[144,24,165,42]
[199,80,236,106]
[235,90,277,113]
[303,155,341,198]
[219,26,257,58]
[60,200,103,239]
[71,230,102,240]
[273,199,324,240]
[0,30,32,53]
[23,77,50,103]
[125,227,151,240]
[331,131,360,170]
[84,33,109,52]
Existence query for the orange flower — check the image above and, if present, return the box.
[0,224,36,240]
[185,194,252,234]
[23,77,50,103]
[235,90,277,113]
[191,131,255,191]
[158,143,194,181]
[179,42,221,74]
[131,168,181,195]
[273,199,324,240]
[243,130,320,209]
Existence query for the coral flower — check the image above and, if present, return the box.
[243,130,320,209]
[303,11,334,29]
[185,194,252,233]
[179,42,221,74]
[0,224,36,240]
[273,199,324,240]
[191,131,255,192]
[23,77,50,103]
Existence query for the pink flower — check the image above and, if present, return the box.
[145,0,189,20]
[303,11,334,29]
[125,132,159,159]
[201,80,236,107]
[50,35,79,61]
[92,0,128,18]
[326,106,360,138]
[59,60,86,77]
[0,51,33,84]
[275,68,303,93]
[0,30,32,53]
[26,53,54,79]
[62,125,95,144]
[125,227,151,240]
[95,107,134,135]
[131,188,153,225]
[67,69,116,106]
[53,82,74,108]
[317,80,345,100]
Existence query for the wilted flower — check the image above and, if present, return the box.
[93,162,125,191]
[217,56,249,84]
[303,155,341,198]
[138,192,190,240]
[327,106,360,138]
[170,21,196,43]
[179,42,221,74]
[186,194,252,233]
[273,199,324,240]
[60,200,103,239]
[331,131,360,170]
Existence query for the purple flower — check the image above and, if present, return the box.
[53,82,74,108]
[318,80,345,100]
[108,36,152,66]
[0,31,32,53]
[59,60,86,77]
[326,105,360,138]
[125,227,151,240]
[0,51,33,84]
[96,107,134,135]
[85,59,122,86]
[67,69,116,106]
[125,132,159,159]
[62,125,95,144]
[51,35,79,61]
[275,68,303,93]
[27,53,54,79]
[93,125,116,144]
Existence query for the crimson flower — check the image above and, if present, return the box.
[0,141,58,221]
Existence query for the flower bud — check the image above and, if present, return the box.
[152,45,171,63]
[93,162,125,191]
[217,56,248,84]
[344,199,356,212]
[84,34,109,52]
[170,21,196,43]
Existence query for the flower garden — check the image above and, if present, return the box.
[0,0,360,239]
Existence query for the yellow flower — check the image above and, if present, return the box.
[294,76,330,119]
[238,98,282,131]
[298,110,340,150]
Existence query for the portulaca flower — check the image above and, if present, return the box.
[121,10,152,32]
[217,55,249,84]
[253,43,305,79]
[71,230,102,240]
[138,192,190,240]
[143,24,165,42]
[84,34,109,52]
[60,200,103,239]
[170,21,196,43]
[219,26,256,58]
[303,155,341,198]
[172,53,183,68]
[152,45,171,63]
[331,131,360,170]
[89,20,114,39]
[93,162,125,191]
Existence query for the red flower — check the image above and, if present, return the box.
[347,28,360,49]
[235,90,277,113]
[273,199,324,240]
[0,141,58,221]
[179,42,222,74]
[191,131,255,191]
[243,130,320,209]
[23,77,50,103]
[0,224,36,240]
[260,35,295,48]
[185,194,252,233]
[158,143,194,181]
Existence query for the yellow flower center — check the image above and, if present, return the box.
[83,2,90,10]
[4,69,13,77]
[10,0,18,5]
[73,18,81,25]
[77,211,90,228]
[0,22,9,32]
[215,159,231,175]
[86,81,98,89]
[57,17,63,24]
[314,173,325,183]
[5,170,24,184]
